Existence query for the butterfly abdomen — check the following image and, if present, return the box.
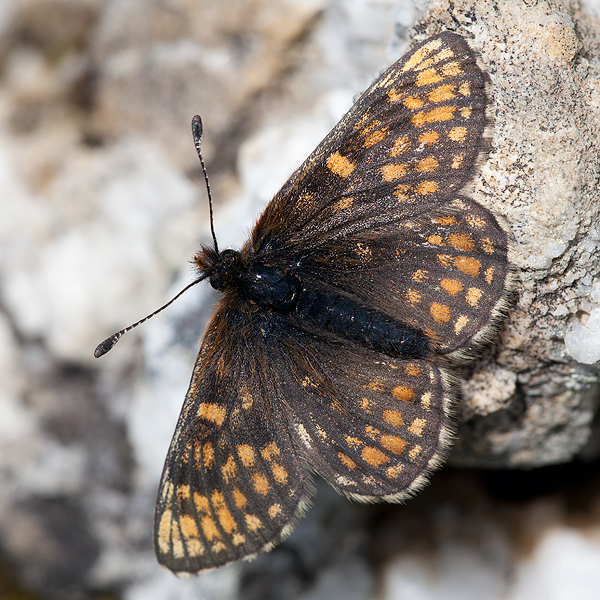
[294,286,430,359]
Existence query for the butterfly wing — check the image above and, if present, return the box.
[297,196,509,355]
[251,31,492,255]
[155,304,452,574]
[154,305,306,574]
[248,31,507,355]
[252,315,453,501]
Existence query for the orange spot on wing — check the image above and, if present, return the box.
[448,233,475,252]
[381,163,408,181]
[403,96,424,109]
[271,463,288,483]
[387,465,404,479]
[203,442,215,468]
[245,514,263,531]
[381,435,407,454]
[157,510,174,554]
[335,196,353,211]
[401,38,444,72]
[408,418,427,436]
[212,491,237,533]
[366,425,380,439]
[237,444,255,466]
[459,82,471,96]
[416,180,439,195]
[429,84,456,102]
[240,385,253,409]
[481,238,495,254]
[455,315,469,334]
[394,184,412,201]
[416,67,442,86]
[417,156,439,173]
[364,128,388,147]
[430,302,451,323]
[361,446,390,466]
[421,392,432,410]
[177,485,191,500]
[391,136,410,156]
[170,523,184,558]
[327,151,355,178]
[201,515,220,541]
[442,61,462,76]
[451,154,464,169]
[383,409,405,426]
[221,456,237,483]
[253,473,270,495]
[392,385,415,402]
[406,289,422,304]
[433,215,456,226]
[412,105,456,127]
[346,436,364,447]
[408,445,422,460]
[232,488,248,509]
[405,363,422,376]
[437,254,453,267]
[198,402,226,426]
[440,278,463,295]
[455,256,481,277]
[419,131,440,145]
[466,287,483,307]
[448,126,467,141]
[261,442,281,462]
[339,453,357,469]
[360,397,372,411]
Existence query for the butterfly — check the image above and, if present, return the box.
[96,31,510,574]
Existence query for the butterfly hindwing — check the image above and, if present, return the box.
[297,197,509,354]
[265,317,453,501]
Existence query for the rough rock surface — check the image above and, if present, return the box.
[432,0,600,468]
[0,0,599,599]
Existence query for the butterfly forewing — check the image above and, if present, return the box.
[251,32,491,255]
[154,307,305,573]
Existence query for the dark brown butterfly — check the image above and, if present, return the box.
[95,31,509,574]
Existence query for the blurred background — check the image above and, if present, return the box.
[1,0,600,599]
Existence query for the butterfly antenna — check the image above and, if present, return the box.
[94,272,209,358]
[95,115,219,359]
[192,115,219,254]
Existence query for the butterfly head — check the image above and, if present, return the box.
[194,247,242,292]
[194,246,301,313]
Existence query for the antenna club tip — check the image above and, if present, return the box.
[192,115,202,136]
[94,334,119,358]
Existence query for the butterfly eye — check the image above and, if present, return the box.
[220,249,240,263]
[208,249,242,291]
